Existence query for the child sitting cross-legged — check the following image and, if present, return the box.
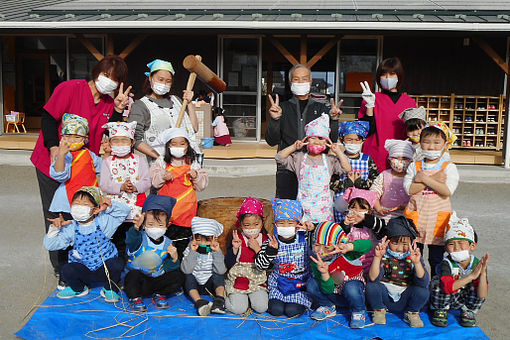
[124,195,185,312]
[366,216,430,328]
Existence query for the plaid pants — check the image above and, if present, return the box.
[430,277,485,312]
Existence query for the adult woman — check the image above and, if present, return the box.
[128,59,200,162]
[358,57,417,172]
[31,55,131,286]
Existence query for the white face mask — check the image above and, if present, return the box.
[111,145,131,157]
[169,147,186,158]
[151,81,171,96]
[243,228,261,239]
[450,250,470,263]
[291,82,311,96]
[71,205,93,222]
[277,226,296,239]
[145,227,167,240]
[380,77,398,91]
[95,74,118,94]
[344,143,362,155]
[421,149,443,160]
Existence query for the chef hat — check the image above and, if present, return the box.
[338,120,370,139]
[191,216,224,237]
[398,106,427,122]
[145,59,175,77]
[313,222,348,246]
[156,127,191,145]
[271,198,303,222]
[61,113,89,137]
[342,187,378,209]
[102,121,137,140]
[305,114,330,140]
[385,139,415,159]
[445,211,475,244]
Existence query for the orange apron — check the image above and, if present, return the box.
[404,160,451,246]
[65,149,98,204]
[158,164,197,227]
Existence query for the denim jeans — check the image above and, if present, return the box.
[306,277,366,313]
[365,281,429,313]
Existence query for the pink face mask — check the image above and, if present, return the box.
[307,144,326,155]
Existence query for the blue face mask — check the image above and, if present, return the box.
[386,249,411,260]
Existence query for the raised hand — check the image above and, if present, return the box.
[163,171,174,182]
[327,141,343,156]
[190,235,199,251]
[409,240,422,264]
[374,236,390,258]
[360,81,376,108]
[247,237,261,253]
[330,242,354,255]
[114,82,133,112]
[268,234,279,249]
[298,220,315,231]
[101,139,112,155]
[294,138,309,151]
[329,98,343,120]
[210,236,221,253]
[47,213,72,228]
[268,94,282,120]
[232,230,242,250]
[58,138,72,156]
[187,169,198,180]
[94,196,111,215]
[167,243,178,261]
[310,254,329,274]
[133,213,145,230]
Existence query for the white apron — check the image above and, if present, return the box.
[107,154,142,220]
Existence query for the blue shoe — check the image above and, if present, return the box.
[152,293,169,309]
[310,305,337,321]
[57,286,89,299]
[350,311,366,329]
[129,297,148,312]
[100,288,119,302]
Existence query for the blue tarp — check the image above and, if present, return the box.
[17,288,489,340]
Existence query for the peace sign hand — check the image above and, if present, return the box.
[294,138,309,151]
[268,94,282,120]
[268,234,279,249]
[327,141,343,156]
[329,98,343,120]
[133,213,145,230]
[210,236,221,253]
[232,230,242,250]
[47,213,72,229]
[409,240,422,264]
[310,254,329,274]
[360,81,376,108]
[114,82,133,112]
[374,236,390,259]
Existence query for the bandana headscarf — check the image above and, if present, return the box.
[385,139,415,159]
[61,113,89,137]
[398,106,427,122]
[236,197,264,227]
[271,198,302,222]
[338,120,370,139]
[385,216,417,240]
[102,121,137,140]
[145,59,175,77]
[191,217,224,237]
[313,222,348,246]
[342,187,378,209]
[445,211,475,243]
[142,194,176,218]
[426,121,457,149]
[305,114,330,140]
[75,186,102,205]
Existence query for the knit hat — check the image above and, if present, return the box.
[427,121,458,149]
[191,216,224,237]
[236,197,264,227]
[142,194,177,219]
[75,186,102,206]
[342,187,378,209]
[305,114,330,140]
[61,113,89,137]
[271,198,303,222]
[398,106,427,122]
[313,222,348,246]
[385,139,415,159]
[338,120,370,139]
[445,211,475,243]
[102,121,137,140]
[156,127,191,145]
[385,216,417,240]
[145,59,175,77]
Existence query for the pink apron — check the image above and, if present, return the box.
[375,169,410,221]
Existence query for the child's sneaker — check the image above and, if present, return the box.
[404,311,424,328]
[372,309,386,325]
[431,309,448,327]
[100,288,120,303]
[57,286,89,299]
[460,310,477,327]
[211,296,226,314]
[152,293,169,309]
[350,311,366,328]
[129,297,147,312]
[310,305,337,321]
[195,299,212,316]
[56,274,68,291]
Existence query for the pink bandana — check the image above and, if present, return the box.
[342,187,378,209]
[236,197,264,227]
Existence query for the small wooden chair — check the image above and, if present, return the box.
[5,112,27,133]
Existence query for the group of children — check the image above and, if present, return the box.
[42,107,488,330]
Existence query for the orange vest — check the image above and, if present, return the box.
[65,149,98,204]
[158,164,197,227]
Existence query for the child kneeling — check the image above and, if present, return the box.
[181,217,227,316]
[124,195,184,312]
[366,216,430,328]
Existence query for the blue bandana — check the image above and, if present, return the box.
[271,198,302,222]
[339,120,370,139]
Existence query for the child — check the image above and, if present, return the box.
[124,195,185,312]
[399,106,427,150]
[212,107,232,147]
[225,197,270,314]
[307,222,372,328]
[181,217,227,316]
[404,122,459,276]
[276,114,351,223]
[430,213,489,328]
[331,120,379,223]
[151,127,209,257]
[257,199,312,318]
[49,114,102,215]
[371,139,414,221]
[366,216,430,328]
[100,121,151,262]
[44,186,130,301]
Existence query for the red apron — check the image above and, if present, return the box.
[65,149,98,204]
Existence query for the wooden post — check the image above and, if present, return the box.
[119,35,147,59]
[269,37,299,66]
[473,37,509,75]
[106,35,114,56]
[306,37,341,68]
[75,34,104,61]
[300,35,307,64]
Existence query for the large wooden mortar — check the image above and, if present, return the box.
[197,197,274,254]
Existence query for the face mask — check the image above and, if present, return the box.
[450,250,470,263]
[145,227,166,240]
[409,135,420,143]
[151,81,171,96]
[291,82,311,96]
[69,141,84,152]
[307,144,326,155]
[71,205,93,222]
[390,158,411,173]
[380,77,398,91]
[243,228,261,239]
[197,244,211,254]
[277,226,296,239]
[95,74,118,94]
[421,149,443,160]
[386,249,411,260]
[344,143,362,155]
[111,145,131,157]
[170,147,186,158]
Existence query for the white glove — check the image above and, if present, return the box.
[360,81,376,108]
